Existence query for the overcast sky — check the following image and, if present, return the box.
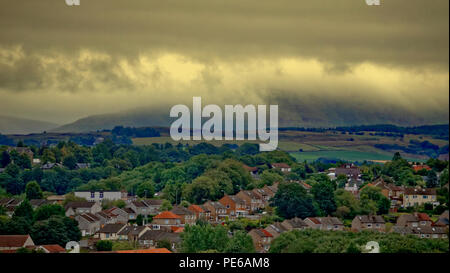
[0,0,448,125]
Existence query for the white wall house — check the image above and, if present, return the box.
[75,191,123,202]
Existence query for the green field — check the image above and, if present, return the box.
[290,150,426,163]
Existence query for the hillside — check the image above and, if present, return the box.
[0,115,59,134]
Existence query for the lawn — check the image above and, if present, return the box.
[289,150,426,163]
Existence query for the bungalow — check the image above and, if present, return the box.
[117,225,150,241]
[219,195,249,218]
[141,199,164,215]
[434,210,449,228]
[0,198,23,217]
[281,217,309,231]
[403,188,438,207]
[102,207,129,224]
[151,211,182,229]
[75,213,101,236]
[123,207,137,221]
[65,201,102,217]
[41,163,63,170]
[75,163,90,169]
[202,201,228,222]
[46,195,65,204]
[392,226,448,239]
[352,215,386,232]
[304,216,344,231]
[138,230,181,251]
[0,235,35,252]
[36,244,66,253]
[271,163,291,172]
[29,199,57,209]
[265,222,289,238]
[236,190,264,212]
[170,206,196,226]
[95,223,127,240]
[396,213,433,228]
[128,200,156,217]
[248,229,273,253]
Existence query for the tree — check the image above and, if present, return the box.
[0,151,11,168]
[63,154,77,170]
[183,176,219,204]
[426,171,439,188]
[96,240,113,251]
[160,199,173,211]
[136,181,155,198]
[25,181,43,200]
[271,182,317,219]
[34,204,65,221]
[359,186,390,215]
[180,224,229,253]
[311,181,336,215]
[31,215,81,246]
[156,239,172,251]
[13,199,34,222]
[224,231,255,253]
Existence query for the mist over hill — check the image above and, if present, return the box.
[0,115,59,134]
[50,100,449,133]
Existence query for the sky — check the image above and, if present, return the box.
[0,0,448,126]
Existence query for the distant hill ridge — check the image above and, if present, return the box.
[0,115,59,135]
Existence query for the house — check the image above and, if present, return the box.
[74,190,123,202]
[36,244,66,253]
[242,164,258,175]
[188,204,209,220]
[281,217,309,231]
[102,207,129,224]
[335,164,361,181]
[123,207,137,221]
[75,213,102,236]
[265,222,289,238]
[0,198,23,217]
[170,206,196,226]
[128,200,154,217]
[117,225,150,241]
[248,229,273,253]
[271,163,291,172]
[41,163,63,170]
[138,230,181,251]
[298,181,312,192]
[202,201,228,222]
[141,199,164,214]
[95,223,127,240]
[396,213,433,228]
[75,163,91,169]
[392,226,448,239]
[352,215,386,232]
[403,188,438,207]
[65,201,102,217]
[236,190,264,212]
[412,164,432,172]
[367,178,405,207]
[151,211,182,229]
[6,147,34,161]
[433,210,449,227]
[261,182,279,199]
[115,248,172,253]
[219,195,249,218]
[304,217,344,231]
[252,188,272,204]
[29,199,56,209]
[0,235,35,252]
[46,195,66,204]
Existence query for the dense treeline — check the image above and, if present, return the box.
[269,229,449,253]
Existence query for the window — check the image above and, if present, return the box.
[423,195,427,199]
[106,233,110,238]
[413,195,417,199]
[91,192,95,198]
[165,220,169,224]
[100,192,104,198]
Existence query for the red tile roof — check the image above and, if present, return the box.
[188,204,204,213]
[242,165,258,172]
[153,211,181,219]
[0,235,32,248]
[116,248,172,253]
[261,229,273,237]
[40,244,66,253]
[416,213,432,222]
[272,163,290,169]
